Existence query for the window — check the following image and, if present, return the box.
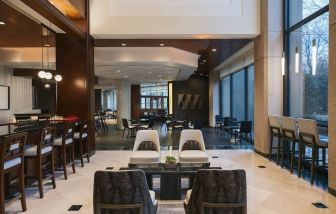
[221,76,231,117]
[288,0,329,27]
[285,0,329,132]
[220,65,254,123]
[140,84,168,110]
[232,70,245,121]
[247,66,254,122]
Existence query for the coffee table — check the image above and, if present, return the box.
[119,163,221,200]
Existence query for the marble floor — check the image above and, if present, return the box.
[6,150,336,214]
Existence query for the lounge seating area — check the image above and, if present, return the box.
[2,0,336,213]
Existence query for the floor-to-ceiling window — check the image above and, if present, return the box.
[285,0,329,132]
[220,64,254,123]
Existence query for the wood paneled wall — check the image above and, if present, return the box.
[131,85,141,119]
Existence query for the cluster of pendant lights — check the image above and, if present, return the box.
[38,23,62,88]
[281,39,317,76]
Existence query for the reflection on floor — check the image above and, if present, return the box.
[6,150,336,214]
[96,122,253,151]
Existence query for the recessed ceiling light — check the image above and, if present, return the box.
[125,75,128,78]
[200,74,203,76]
[121,43,126,46]
[117,70,121,72]
[45,44,50,47]
[148,71,152,74]
[212,48,217,52]
[203,59,206,63]
[160,43,165,46]
[0,21,5,25]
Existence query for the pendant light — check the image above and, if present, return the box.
[38,25,46,79]
[295,47,299,73]
[281,52,285,76]
[312,39,317,76]
[45,25,53,80]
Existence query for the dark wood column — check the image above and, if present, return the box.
[131,85,141,119]
[56,34,95,153]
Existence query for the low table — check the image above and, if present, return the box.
[119,163,221,200]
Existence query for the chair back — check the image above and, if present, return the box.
[0,132,26,171]
[148,119,154,129]
[64,123,74,143]
[122,118,129,129]
[80,121,89,141]
[179,130,206,154]
[268,116,282,137]
[239,121,252,133]
[223,117,234,126]
[186,169,247,214]
[281,117,299,140]
[40,127,55,151]
[133,130,160,153]
[297,118,321,146]
[215,115,223,123]
[94,170,156,214]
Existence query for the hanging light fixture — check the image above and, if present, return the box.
[295,47,300,73]
[55,74,62,82]
[38,25,45,79]
[45,25,53,80]
[44,83,50,88]
[311,39,317,76]
[281,52,285,76]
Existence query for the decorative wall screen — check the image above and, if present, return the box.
[178,94,202,109]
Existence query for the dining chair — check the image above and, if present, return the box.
[184,169,247,214]
[297,118,328,185]
[74,121,90,167]
[122,118,137,138]
[234,121,253,144]
[54,123,76,180]
[24,126,56,198]
[0,133,27,213]
[281,117,300,172]
[93,170,157,214]
[268,116,282,163]
[215,115,224,132]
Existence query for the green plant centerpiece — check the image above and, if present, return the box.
[165,156,177,165]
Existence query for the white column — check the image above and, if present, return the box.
[116,79,131,129]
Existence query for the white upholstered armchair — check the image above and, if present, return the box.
[129,130,161,164]
[178,130,209,163]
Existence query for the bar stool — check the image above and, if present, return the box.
[281,117,300,172]
[268,116,282,164]
[0,133,27,213]
[54,123,76,180]
[297,119,328,185]
[24,126,56,198]
[74,121,90,167]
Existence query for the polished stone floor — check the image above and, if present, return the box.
[96,122,253,150]
[6,150,336,214]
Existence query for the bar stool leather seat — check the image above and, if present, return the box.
[4,157,21,170]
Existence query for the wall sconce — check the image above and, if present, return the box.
[281,52,285,76]
[295,47,299,73]
[312,39,317,76]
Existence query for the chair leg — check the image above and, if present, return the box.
[86,141,90,163]
[322,148,326,176]
[290,141,295,173]
[51,151,56,189]
[71,143,76,174]
[62,146,68,180]
[37,157,44,198]
[269,135,273,161]
[127,128,130,138]
[122,128,126,138]
[19,165,27,212]
[0,172,5,214]
[298,144,303,178]
[281,139,285,168]
[79,141,84,167]
[311,145,316,185]
[276,136,281,165]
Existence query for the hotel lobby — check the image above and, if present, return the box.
[1,0,336,213]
